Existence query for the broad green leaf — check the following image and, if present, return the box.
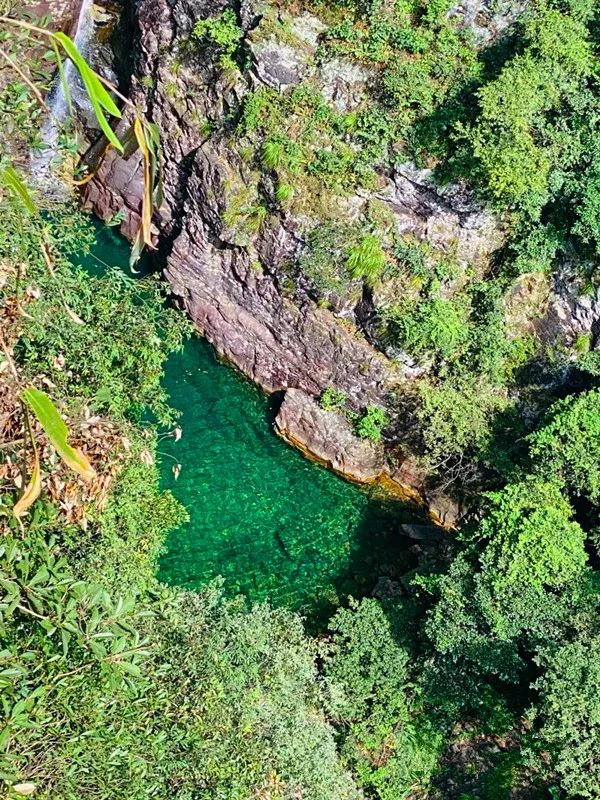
[119,661,142,677]
[13,450,41,518]
[146,122,164,207]
[21,388,96,482]
[0,166,37,214]
[53,32,121,117]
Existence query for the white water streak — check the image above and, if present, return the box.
[30,0,95,191]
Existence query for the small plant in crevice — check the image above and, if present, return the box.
[275,182,294,206]
[192,9,245,72]
[300,222,389,297]
[355,405,388,443]
[346,234,386,286]
[320,386,348,412]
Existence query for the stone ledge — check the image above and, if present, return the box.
[274,388,458,527]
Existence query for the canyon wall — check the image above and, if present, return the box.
[81,0,535,523]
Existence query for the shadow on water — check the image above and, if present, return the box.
[80,220,423,628]
[307,497,420,629]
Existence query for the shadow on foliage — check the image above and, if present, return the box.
[412,27,524,182]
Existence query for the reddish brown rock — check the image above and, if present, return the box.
[80,0,491,524]
[275,388,387,483]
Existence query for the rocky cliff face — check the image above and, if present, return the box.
[82,0,523,518]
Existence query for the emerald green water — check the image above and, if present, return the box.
[82,226,417,618]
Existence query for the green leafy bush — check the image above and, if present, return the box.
[324,598,442,799]
[532,635,600,798]
[192,9,244,71]
[417,378,508,469]
[320,386,348,412]
[423,477,590,684]
[355,405,388,443]
[476,478,587,593]
[470,6,591,209]
[383,296,471,362]
[18,265,190,426]
[527,388,600,502]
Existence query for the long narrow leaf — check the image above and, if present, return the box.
[53,32,123,153]
[82,81,124,153]
[13,451,41,517]
[53,32,121,117]
[0,166,37,214]
[21,388,96,481]
[146,122,164,207]
[134,118,152,247]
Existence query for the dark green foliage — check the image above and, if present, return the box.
[417,379,508,468]
[531,635,600,798]
[324,598,442,799]
[19,264,190,426]
[422,478,589,682]
[151,589,360,800]
[416,387,600,796]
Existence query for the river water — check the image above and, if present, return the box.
[81,225,417,621]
